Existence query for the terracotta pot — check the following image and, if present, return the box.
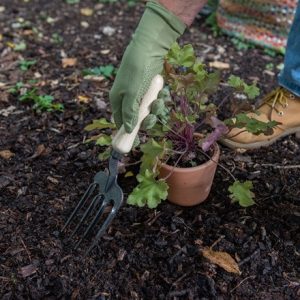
[159,142,220,206]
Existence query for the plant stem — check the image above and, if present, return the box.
[198,147,237,181]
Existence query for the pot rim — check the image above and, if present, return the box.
[160,142,220,173]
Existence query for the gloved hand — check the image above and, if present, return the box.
[109,0,186,133]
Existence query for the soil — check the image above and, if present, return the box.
[1,1,300,299]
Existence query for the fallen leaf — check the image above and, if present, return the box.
[62,58,77,68]
[77,95,90,103]
[80,8,93,16]
[125,171,134,177]
[202,247,241,274]
[29,144,46,159]
[0,150,14,159]
[19,264,37,278]
[209,61,230,69]
[0,34,2,41]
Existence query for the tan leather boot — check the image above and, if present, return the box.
[221,87,300,149]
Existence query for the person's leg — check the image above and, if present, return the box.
[221,1,300,150]
[278,1,300,96]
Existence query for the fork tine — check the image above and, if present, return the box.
[69,193,103,239]
[62,182,97,232]
[74,196,108,249]
[85,203,120,256]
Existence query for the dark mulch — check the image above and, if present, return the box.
[0,1,299,299]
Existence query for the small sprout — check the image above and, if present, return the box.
[19,60,37,71]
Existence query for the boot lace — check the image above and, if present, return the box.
[260,87,292,117]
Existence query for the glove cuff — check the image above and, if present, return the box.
[146,1,186,36]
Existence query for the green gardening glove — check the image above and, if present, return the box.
[109,0,186,133]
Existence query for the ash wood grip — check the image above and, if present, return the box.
[112,75,164,154]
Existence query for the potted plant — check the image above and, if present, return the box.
[85,43,278,209]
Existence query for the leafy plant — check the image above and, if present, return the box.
[14,42,27,52]
[51,33,63,44]
[19,59,36,71]
[9,82,24,94]
[82,64,116,79]
[86,43,278,208]
[11,85,63,112]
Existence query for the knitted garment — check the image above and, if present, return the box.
[216,0,297,52]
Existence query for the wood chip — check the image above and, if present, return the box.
[100,49,110,55]
[77,95,90,103]
[0,150,14,159]
[209,61,230,69]
[62,58,77,68]
[80,8,93,16]
[19,264,37,278]
[47,176,59,184]
[202,247,241,274]
[29,144,46,159]
[117,249,127,261]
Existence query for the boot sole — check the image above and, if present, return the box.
[220,126,300,150]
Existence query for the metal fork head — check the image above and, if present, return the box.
[62,170,123,255]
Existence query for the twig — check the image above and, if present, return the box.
[20,237,32,262]
[198,148,237,181]
[261,163,300,169]
[230,275,256,293]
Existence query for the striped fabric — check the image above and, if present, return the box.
[216,0,297,52]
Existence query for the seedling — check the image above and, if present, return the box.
[82,64,116,79]
[51,33,63,44]
[19,60,37,71]
[10,84,64,112]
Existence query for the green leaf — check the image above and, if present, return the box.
[166,42,196,67]
[140,139,169,174]
[227,75,244,89]
[225,113,279,135]
[142,114,157,130]
[84,118,116,131]
[82,65,116,79]
[151,98,166,115]
[127,169,168,208]
[19,60,36,71]
[228,180,255,207]
[98,147,111,161]
[9,82,24,94]
[244,85,260,99]
[227,75,260,99]
[14,42,26,51]
[95,134,112,146]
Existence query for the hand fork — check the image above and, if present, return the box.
[62,75,164,255]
